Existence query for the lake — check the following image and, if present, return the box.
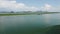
[0,13,60,34]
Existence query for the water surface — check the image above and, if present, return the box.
[0,14,60,34]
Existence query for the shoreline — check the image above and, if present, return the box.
[0,12,60,16]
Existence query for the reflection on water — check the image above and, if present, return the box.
[0,14,60,34]
[0,16,5,32]
[43,14,51,24]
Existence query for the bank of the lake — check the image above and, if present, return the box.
[0,12,60,16]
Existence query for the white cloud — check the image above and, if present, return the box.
[0,0,60,12]
[41,4,52,11]
[0,0,39,11]
[40,4,60,12]
[45,4,52,10]
[0,0,15,1]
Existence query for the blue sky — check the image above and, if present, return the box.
[0,0,60,12]
[16,0,60,7]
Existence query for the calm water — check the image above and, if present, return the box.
[0,14,60,34]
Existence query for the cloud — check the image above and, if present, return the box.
[41,4,52,11]
[0,0,40,11]
[0,0,60,12]
[40,4,60,12]
[45,4,52,10]
[0,0,15,1]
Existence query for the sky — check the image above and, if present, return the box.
[0,0,60,12]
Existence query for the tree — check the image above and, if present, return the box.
[11,11,14,13]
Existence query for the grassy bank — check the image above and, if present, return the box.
[0,12,60,16]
